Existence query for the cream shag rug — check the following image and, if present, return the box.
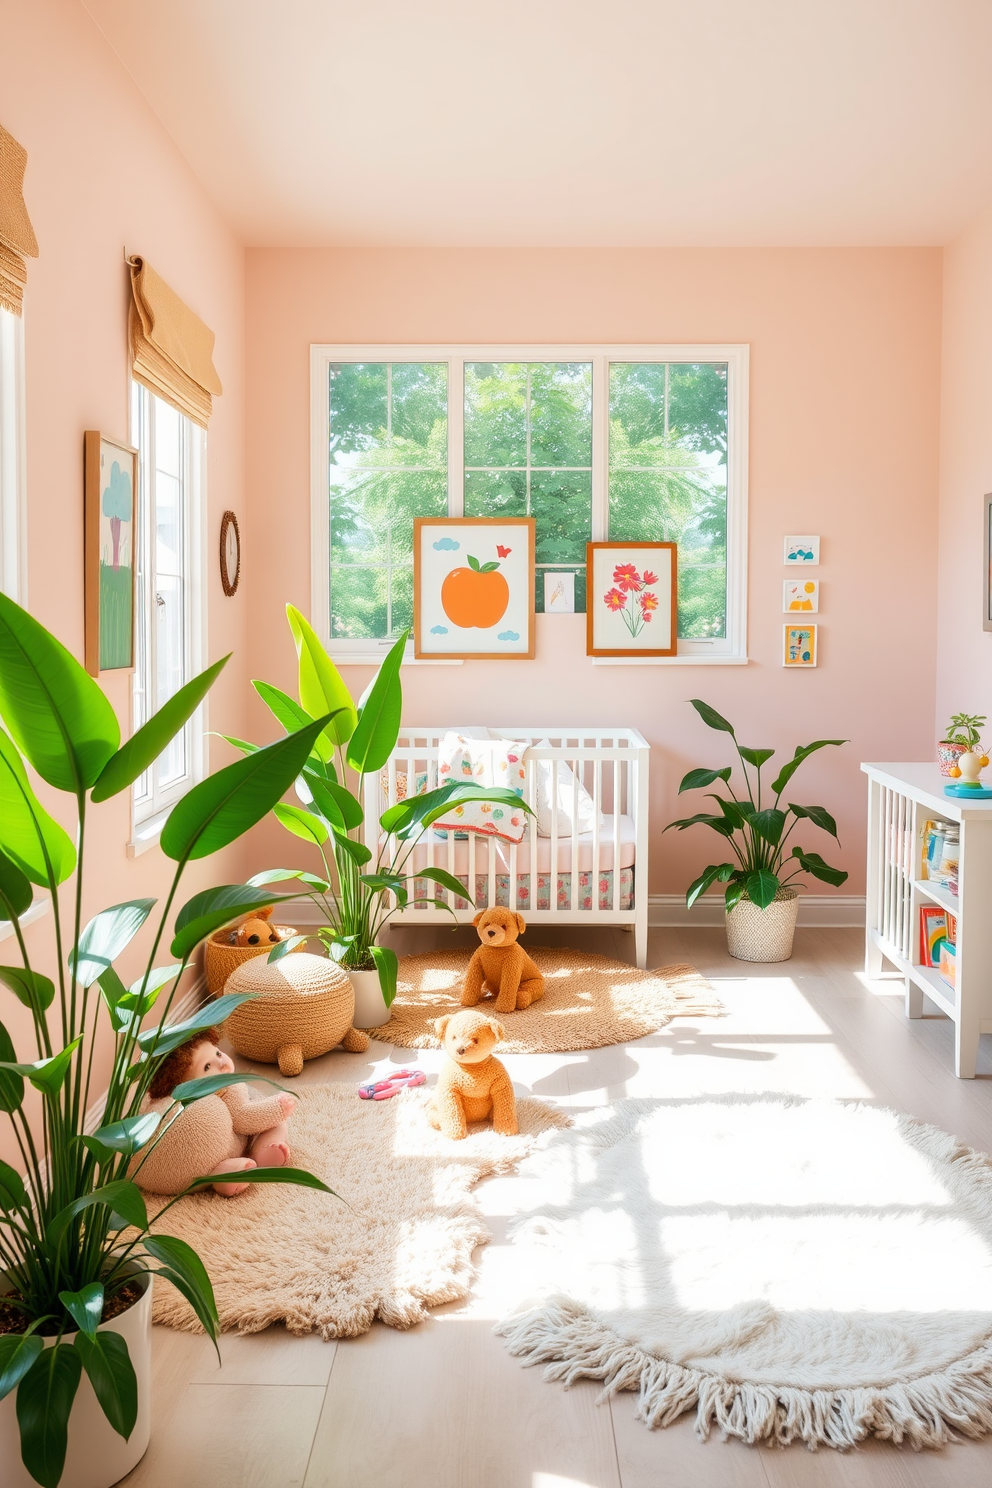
[370,949,722,1053]
[496,1095,992,1450]
[148,1084,569,1338]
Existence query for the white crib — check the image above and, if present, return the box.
[365,728,650,968]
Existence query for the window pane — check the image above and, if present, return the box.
[155,573,186,783]
[679,565,727,639]
[531,471,591,566]
[154,397,182,478]
[329,363,446,468]
[463,469,527,517]
[329,565,392,640]
[528,363,591,466]
[464,363,528,467]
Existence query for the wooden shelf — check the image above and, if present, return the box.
[913,877,959,914]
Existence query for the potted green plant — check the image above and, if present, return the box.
[665,700,849,962]
[233,607,532,1026]
[938,713,987,777]
[0,594,335,1488]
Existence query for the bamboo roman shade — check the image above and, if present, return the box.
[0,124,39,316]
[127,256,223,427]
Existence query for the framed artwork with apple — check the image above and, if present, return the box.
[413,517,535,659]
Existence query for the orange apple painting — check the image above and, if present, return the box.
[441,554,509,628]
[414,517,535,658]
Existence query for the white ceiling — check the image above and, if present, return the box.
[83,0,992,247]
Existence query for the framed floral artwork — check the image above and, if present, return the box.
[414,517,535,658]
[783,623,817,667]
[586,542,677,656]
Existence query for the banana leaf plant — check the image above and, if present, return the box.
[0,593,338,1488]
[665,699,849,911]
[231,606,532,1008]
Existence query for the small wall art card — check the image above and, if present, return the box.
[784,535,820,565]
[783,623,817,667]
[84,430,138,675]
[586,542,677,656]
[543,572,575,614]
[414,517,535,658]
[783,578,819,612]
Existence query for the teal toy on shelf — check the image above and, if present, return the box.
[944,742,992,798]
[944,781,992,799]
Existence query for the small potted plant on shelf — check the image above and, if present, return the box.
[665,700,849,962]
[232,606,533,1027]
[0,595,334,1488]
[938,713,987,777]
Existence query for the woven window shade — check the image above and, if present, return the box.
[0,124,39,317]
[127,256,222,428]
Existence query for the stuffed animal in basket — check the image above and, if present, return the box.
[429,1009,518,1140]
[132,1028,296,1197]
[460,907,545,1013]
[230,905,282,947]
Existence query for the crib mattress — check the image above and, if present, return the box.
[382,813,637,875]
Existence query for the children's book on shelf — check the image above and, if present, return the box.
[920,905,952,968]
[939,939,957,992]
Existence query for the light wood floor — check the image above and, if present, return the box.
[121,926,992,1488]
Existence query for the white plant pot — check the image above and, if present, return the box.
[0,1271,152,1488]
[725,887,800,963]
[349,967,390,1027]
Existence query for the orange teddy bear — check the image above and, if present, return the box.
[232,905,282,947]
[460,907,545,1013]
[430,1009,518,1140]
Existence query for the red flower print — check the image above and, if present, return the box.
[639,591,658,623]
[642,570,658,585]
[613,563,642,592]
[604,587,627,611]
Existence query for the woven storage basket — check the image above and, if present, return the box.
[221,953,363,1075]
[725,887,799,963]
[204,924,302,995]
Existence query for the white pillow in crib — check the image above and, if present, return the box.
[432,732,529,843]
[530,739,603,837]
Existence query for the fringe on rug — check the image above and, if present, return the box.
[494,1298,992,1451]
[655,964,725,1018]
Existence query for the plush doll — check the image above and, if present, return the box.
[132,1028,296,1197]
[230,905,281,948]
[429,1009,518,1140]
[460,907,545,1013]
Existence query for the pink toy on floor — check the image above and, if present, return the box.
[358,1069,426,1100]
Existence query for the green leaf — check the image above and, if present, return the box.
[81,1111,161,1160]
[788,803,839,838]
[770,739,848,796]
[300,770,364,829]
[162,715,334,864]
[47,1181,148,1250]
[346,630,407,775]
[268,933,308,962]
[0,1158,29,1211]
[725,879,746,911]
[0,1332,43,1403]
[477,560,500,573]
[0,966,54,1014]
[686,862,736,909]
[689,699,735,735]
[330,830,372,868]
[707,795,752,830]
[16,1342,82,1488]
[58,1283,103,1340]
[248,868,329,893]
[142,1235,219,1340]
[0,1036,82,1098]
[136,991,255,1056]
[91,655,230,802]
[183,1165,339,1196]
[252,680,332,770]
[74,1331,138,1440]
[370,944,399,1008]
[663,813,734,837]
[792,848,849,887]
[219,734,259,757]
[750,808,787,847]
[415,867,475,903]
[743,869,780,909]
[169,1071,287,1103]
[274,801,329,845]
[678,766,732,793]
[286,604,357,746]
[738,746,775,768]
[0,727,76,886]
[467,554,480,571]
[0,1018,24,1112]
[0,849,32,921]
[0,592,120,795]
[70,899,156,989]
[170,883,285,960]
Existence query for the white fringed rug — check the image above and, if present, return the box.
[495,1096,992,1450]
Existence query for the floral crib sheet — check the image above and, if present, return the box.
[409,866,634,913]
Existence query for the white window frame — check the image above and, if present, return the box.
[0,308,28,601]
[310,343,748,665]
[128,380,208,853]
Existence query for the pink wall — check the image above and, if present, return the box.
[937,201,992,734]
[1,0,249,1154]
[244,247,942,899]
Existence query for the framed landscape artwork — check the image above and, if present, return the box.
[414,517,535,658]
[84,431,138,675]
[586,542,677,656]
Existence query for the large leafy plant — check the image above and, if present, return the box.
[0,594,336,1488]
[236,606,530,1008]
[665,699,849,911]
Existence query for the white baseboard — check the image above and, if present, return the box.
[648,894,866,928]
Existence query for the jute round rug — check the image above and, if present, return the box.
[144,1084,569,1338]
[369,949,722,1053]
[496,1095,992,1450]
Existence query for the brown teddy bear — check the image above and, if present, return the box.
[231,905,282,947]
[429,1009,518,1140]
[460,907,545,1013]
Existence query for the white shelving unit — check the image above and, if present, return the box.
[862,762,992,1077]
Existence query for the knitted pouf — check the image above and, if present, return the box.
[221,953,370,1075]
[203,923,303,995]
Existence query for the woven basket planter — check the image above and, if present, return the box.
[221,952,370,1075]
[203,924,303,995]
[725,887,799,963]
